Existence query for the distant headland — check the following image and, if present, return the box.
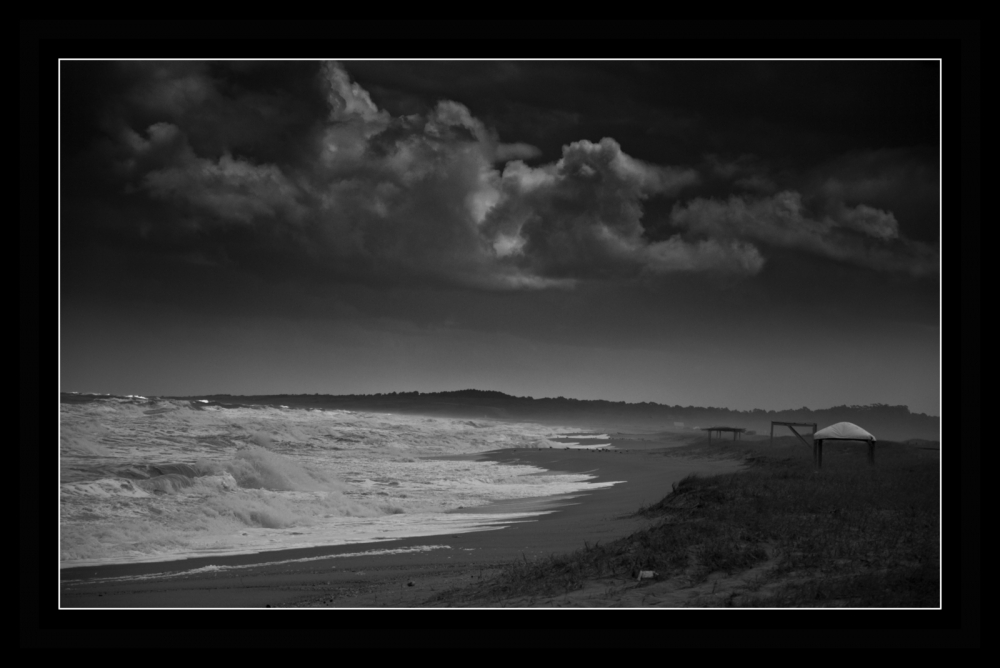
[160,389,939,443]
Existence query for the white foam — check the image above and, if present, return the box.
[64,545,452,585]
[60,399,619,568]
[62,478,151,498]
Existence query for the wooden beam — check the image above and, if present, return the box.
[787,424,813,449]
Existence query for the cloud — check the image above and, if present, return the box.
[814,148,937,202]
[495,142,542,162]
[76,61,931,290]
[669,191,937,276]
[642,236,765,275]
[143,149,306,226]
[705,153,777,193]
[692,148,937,274]
[734,174,777,193]
[320,61,388,126]
[107,121,306,229]
[807,147,939,243]
[119,61,216,119]
[478,138,761,280]
[829,202,899,241]
[90,62,728,289]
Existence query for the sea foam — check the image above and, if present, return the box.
[60,395,621,567]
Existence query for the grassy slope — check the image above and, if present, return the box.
[430,437,940,607]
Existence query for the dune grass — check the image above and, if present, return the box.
[431,437,939,607]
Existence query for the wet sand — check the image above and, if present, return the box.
[60,433,742,608]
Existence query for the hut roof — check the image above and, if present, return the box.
[813,422,876,442]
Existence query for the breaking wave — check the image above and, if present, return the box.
[59,394,620,566]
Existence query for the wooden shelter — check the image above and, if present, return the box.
[702,426,746,444]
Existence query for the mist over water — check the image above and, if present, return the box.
[60,394,618,567]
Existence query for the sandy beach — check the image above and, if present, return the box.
[60,432,742,608]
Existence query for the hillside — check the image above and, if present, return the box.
[171,390,940,442]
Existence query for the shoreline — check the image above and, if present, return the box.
[59,431,939,608]
[60,433,743,607]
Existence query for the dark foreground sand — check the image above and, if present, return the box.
[60,433,742,608]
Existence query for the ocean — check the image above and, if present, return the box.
[59,393,618,568]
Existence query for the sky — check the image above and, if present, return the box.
[59,60,941,415]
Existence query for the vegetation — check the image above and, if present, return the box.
[431,437,939,607]
[162,390,939,441]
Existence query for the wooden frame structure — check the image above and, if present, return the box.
[770,421,817,447]
[702,426,746,444]
[770,421,820,466]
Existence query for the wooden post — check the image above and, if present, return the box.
[787,425,812,449]
[708,430,712,445]
[770,423,774,447]
[812,425,816,468]
[817,440,823,468]
[868,440,874,465]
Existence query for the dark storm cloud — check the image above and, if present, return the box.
[130,123,307,225]
[481,138,765,280]
[62,60,938,295]
[803,147,940,244]
[669,190,937,276]
[703,154,778,194]
[672,151,939,277]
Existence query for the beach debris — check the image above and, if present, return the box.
[407,581,415,587]
[636,570,658,581]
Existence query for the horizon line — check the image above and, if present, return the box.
[59,388,940,418]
